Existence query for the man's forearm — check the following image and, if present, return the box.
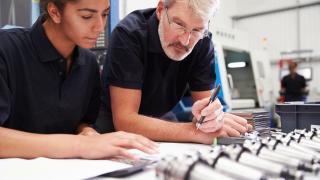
[0,127,82,159]
[114,114,217,144]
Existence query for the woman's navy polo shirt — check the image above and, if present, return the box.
[0,16,101,134]
[98,8,215,132]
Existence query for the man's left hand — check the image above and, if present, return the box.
[217,113,252,137]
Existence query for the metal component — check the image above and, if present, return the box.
[156,129,320,180]
[156,153,235,180]
[263,137,319,164]
[225,144,290,178]
[244,140,319,174]
[189,162,235,180]
[201,147,267,180]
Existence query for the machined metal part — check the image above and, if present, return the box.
[156,152,235,180]
[156,129,320,180]
[262,138,319,164]
[189,162,235,180]
[225,144,292,178]
[244,140,302,169]
[288,132,320,152]
[200,147,268,180]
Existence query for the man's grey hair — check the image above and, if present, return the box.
[164,0,220,19]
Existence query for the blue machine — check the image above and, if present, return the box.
[32,0,40,24]
[214,50,229,112]
[171,50,229,122]
[109,0,120,34]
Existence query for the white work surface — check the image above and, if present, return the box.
[0,143,212,180]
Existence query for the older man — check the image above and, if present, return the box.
[96,0,251,144]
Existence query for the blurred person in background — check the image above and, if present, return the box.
[280,62,307,102]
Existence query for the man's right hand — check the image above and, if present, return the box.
[78,131,159,160]
[192,97,224,133]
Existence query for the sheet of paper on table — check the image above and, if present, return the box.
[0,143,212,179]
[0,157,130,179]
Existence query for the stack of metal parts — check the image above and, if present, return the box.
[156,129,320,180]
[232,111,271,137]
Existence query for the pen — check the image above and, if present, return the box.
[196,84,221,131]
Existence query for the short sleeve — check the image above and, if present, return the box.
[188,35,215,91]
[0,54,11,125]
[104,26,144,89]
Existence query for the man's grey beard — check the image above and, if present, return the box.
[158,18,192,61]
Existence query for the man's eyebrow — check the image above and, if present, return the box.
[172,16,186,26]
[172,16,205,30]
[195,26,205,30]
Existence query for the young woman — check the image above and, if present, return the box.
[0,0,158,159]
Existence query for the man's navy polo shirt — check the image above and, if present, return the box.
[97,8,215,132]
[0,16,101,134]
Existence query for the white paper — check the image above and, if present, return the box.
[0,157,130,180]
[0,143,212,180]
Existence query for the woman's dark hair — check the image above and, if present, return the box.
[40,0,78,18]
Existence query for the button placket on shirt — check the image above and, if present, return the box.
[57,58,67,98]
[58,58,66,78]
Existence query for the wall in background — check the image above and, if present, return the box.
[212,0,237,28]
[232,0,320,101]
[234,0,320,60]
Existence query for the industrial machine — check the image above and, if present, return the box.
[172,26,273,120]
[213,26,273,110]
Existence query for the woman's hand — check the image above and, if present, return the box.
[78,131,159,160]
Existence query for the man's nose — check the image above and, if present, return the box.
[178,31,191,46]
